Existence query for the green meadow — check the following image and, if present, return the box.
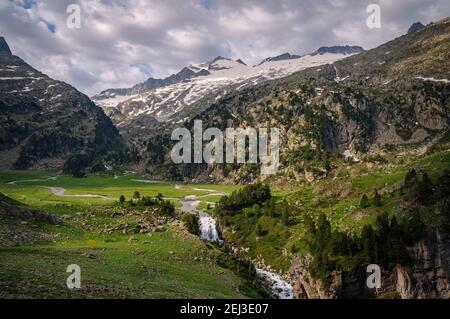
[0,171,256,299]
[1,149,449,298]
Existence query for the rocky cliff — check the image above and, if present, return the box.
[289,229,450,299]
[144,17,449,182]
[0,37,130,172]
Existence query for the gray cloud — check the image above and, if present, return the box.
[1,0,449,95]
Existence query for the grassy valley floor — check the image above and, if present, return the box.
[1,148,449,298]
[0,172,258,299]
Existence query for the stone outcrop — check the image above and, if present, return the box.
[289,230,450,299]
[0,193,62,225]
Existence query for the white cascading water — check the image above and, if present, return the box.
[198,213,223,244]
[179,189,293,299]
[256,268,293,299]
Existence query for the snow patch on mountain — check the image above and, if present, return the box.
[94,49,362,123]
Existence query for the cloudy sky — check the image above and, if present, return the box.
[1,0,449,96]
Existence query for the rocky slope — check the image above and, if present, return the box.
[147,19,449,182]
[93,46,363,127]
[0,192,62,246]
[0,37,129,172]
[289,229,450,299]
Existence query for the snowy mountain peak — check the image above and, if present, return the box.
[0,37,12,55]
[257,52,302,66]
[93,46,364,124]
[212,56,230,62]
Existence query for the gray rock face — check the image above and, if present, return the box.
[408,22,425,34]
[257,53,302,66]
[289,230,450,299]
[396,230,450,298]
[315,45,364,55]
[0,37,127,171]
[0,37,12,55]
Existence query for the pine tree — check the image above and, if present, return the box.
[119,195,126,203]
[316,214,332,255]
[133,191,141,201]
[436,170,450,199]
[360,194,369,209]
[373,190,382,207]
[281,208,289,225]
[361,225,377,263]
[256,223,263,236]
[404,169,417,188]
[418,172,433,204]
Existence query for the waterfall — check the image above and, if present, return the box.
[179,189,293,299]
[198,213,223,244]
[256,268,293,299]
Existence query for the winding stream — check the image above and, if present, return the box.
[179,191,293,299]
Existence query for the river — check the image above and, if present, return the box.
[8,177,293,299]
[179,192,293,299]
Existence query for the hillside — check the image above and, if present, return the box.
[0,37,131,174]
[144,19,449,182]
[92,47,363,154]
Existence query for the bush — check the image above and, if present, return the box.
[182,214,200,235]
[359,194,369,209]
[255,223,264,236]
[215,182,271,215]
[373,190,382,207]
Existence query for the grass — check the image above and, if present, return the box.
[0,171,258,299]
[0,171,241,214]
[1,149,449,297]
[216,149,450,273]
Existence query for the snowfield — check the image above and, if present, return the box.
[93,52,358,123]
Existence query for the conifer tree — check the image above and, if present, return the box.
[360,194,369,209]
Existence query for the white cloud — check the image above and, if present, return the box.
[1,0,449,95]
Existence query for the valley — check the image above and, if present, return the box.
[0,10,449,300]
[0,171,257,298]
[1,143,449,298]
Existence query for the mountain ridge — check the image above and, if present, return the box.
[0,36,12,55]
[93,45,363,132]
[140,17,450,182]
[0,37,130,173]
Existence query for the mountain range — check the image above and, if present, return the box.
[1,19,449,180]
[134,19,450,181]
[92,46,364,126]
[0,37,130,174]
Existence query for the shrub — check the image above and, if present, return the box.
[359,194,369,209]
[215,182,271,215]
[182,214,200,235]
[373,190,382,207]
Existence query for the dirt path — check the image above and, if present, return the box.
[41,186,113,200]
